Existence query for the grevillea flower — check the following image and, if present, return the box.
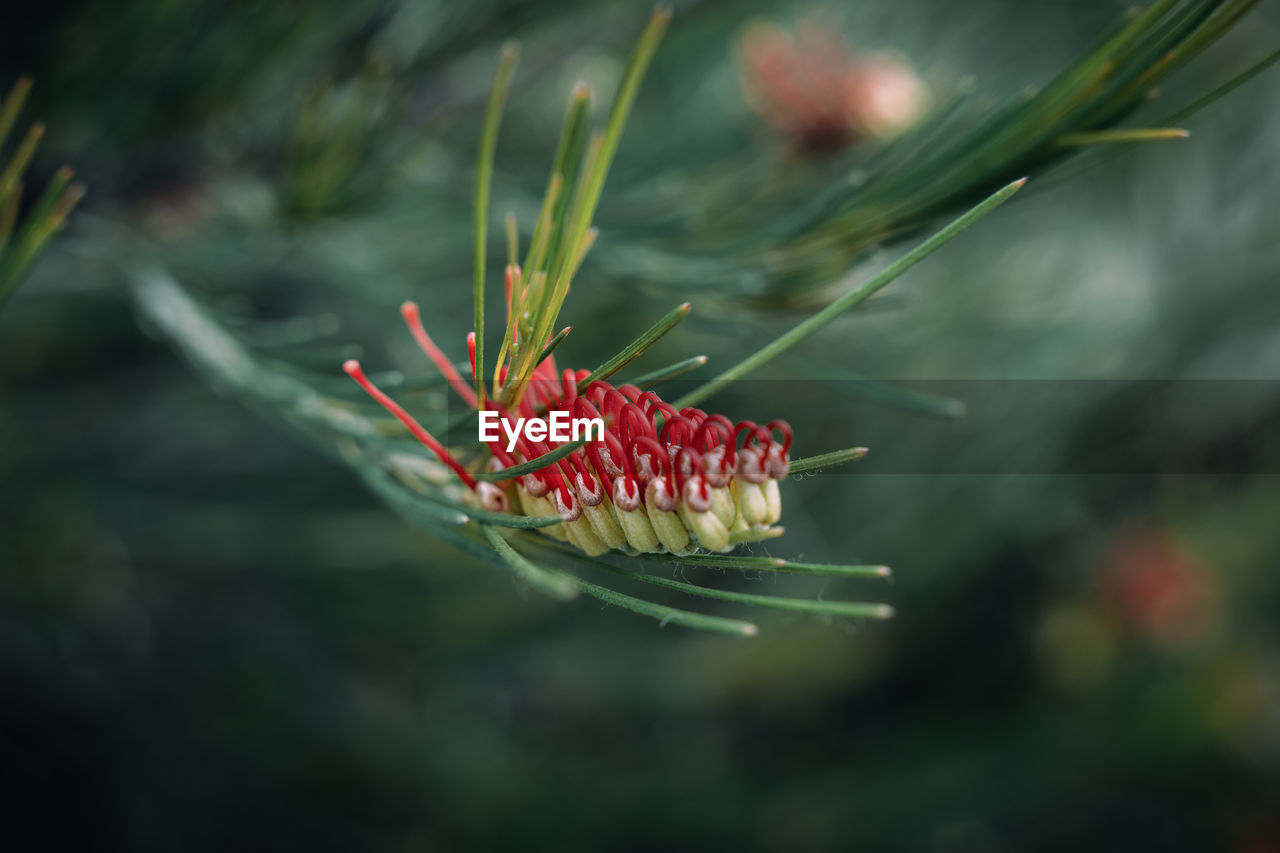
[290,6,925,633]
[738,19,927,153]
[130,3,1265,633]
[332,11,808,561]
[344,291,793,557]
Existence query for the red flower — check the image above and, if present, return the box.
[1100,527,1220,647]
[343,286,792,557]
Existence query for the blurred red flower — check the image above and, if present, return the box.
[1100,527,1221,648]
[738,20,927,153]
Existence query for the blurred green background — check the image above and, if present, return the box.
[2,1,1279,850]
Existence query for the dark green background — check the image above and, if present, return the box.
[2,1,1278,850]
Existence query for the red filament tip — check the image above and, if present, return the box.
[400,301,478,408]
[343,359,477,489]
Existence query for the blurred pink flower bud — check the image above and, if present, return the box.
[738,19,927,154]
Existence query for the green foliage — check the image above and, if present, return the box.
[597,0,1268,303]
[0,78,83,311]
[280,61,403,220]
[3,0,1279,846]
[110,1,1273,636]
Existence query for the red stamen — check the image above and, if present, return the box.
[561,369,578,404]
[766,419,794,454]
[504,264,520,316]
[400,301,479,408]
[660,414,697,447]
[617,384,643,403]
[343,359,477,490]
[618,403,653,447]
[695,418,732,457]
[734,420,773,450]
[466,332,481,404]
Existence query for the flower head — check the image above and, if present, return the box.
[345,291,793,557]
[738,20,927,153]
[328,8,895,631]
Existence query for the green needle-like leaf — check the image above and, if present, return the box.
[413,488,564,529]
[1159,44,1280,126]
[532,83,592,284]
[0,167,83,306]
[674,178,1027,408]
[0,76,32,149]
[544,543,892,620]
[0,183,19,255]
[515,7,670,386]
[607,564,893,619]
[577,302,690,391]
[776,561,893,579]
[481,525,580,600]
[567,573,760,636]
[535,325,572,367]
[473,42,519,401]
[474,437,588,482]
[513,537,761,634]
[628,355,708,389]
[639,552,891,579]
[788,447,870,474]
[1057,128,1189,145]
[0,122,43,201]
[354,460,470,527]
